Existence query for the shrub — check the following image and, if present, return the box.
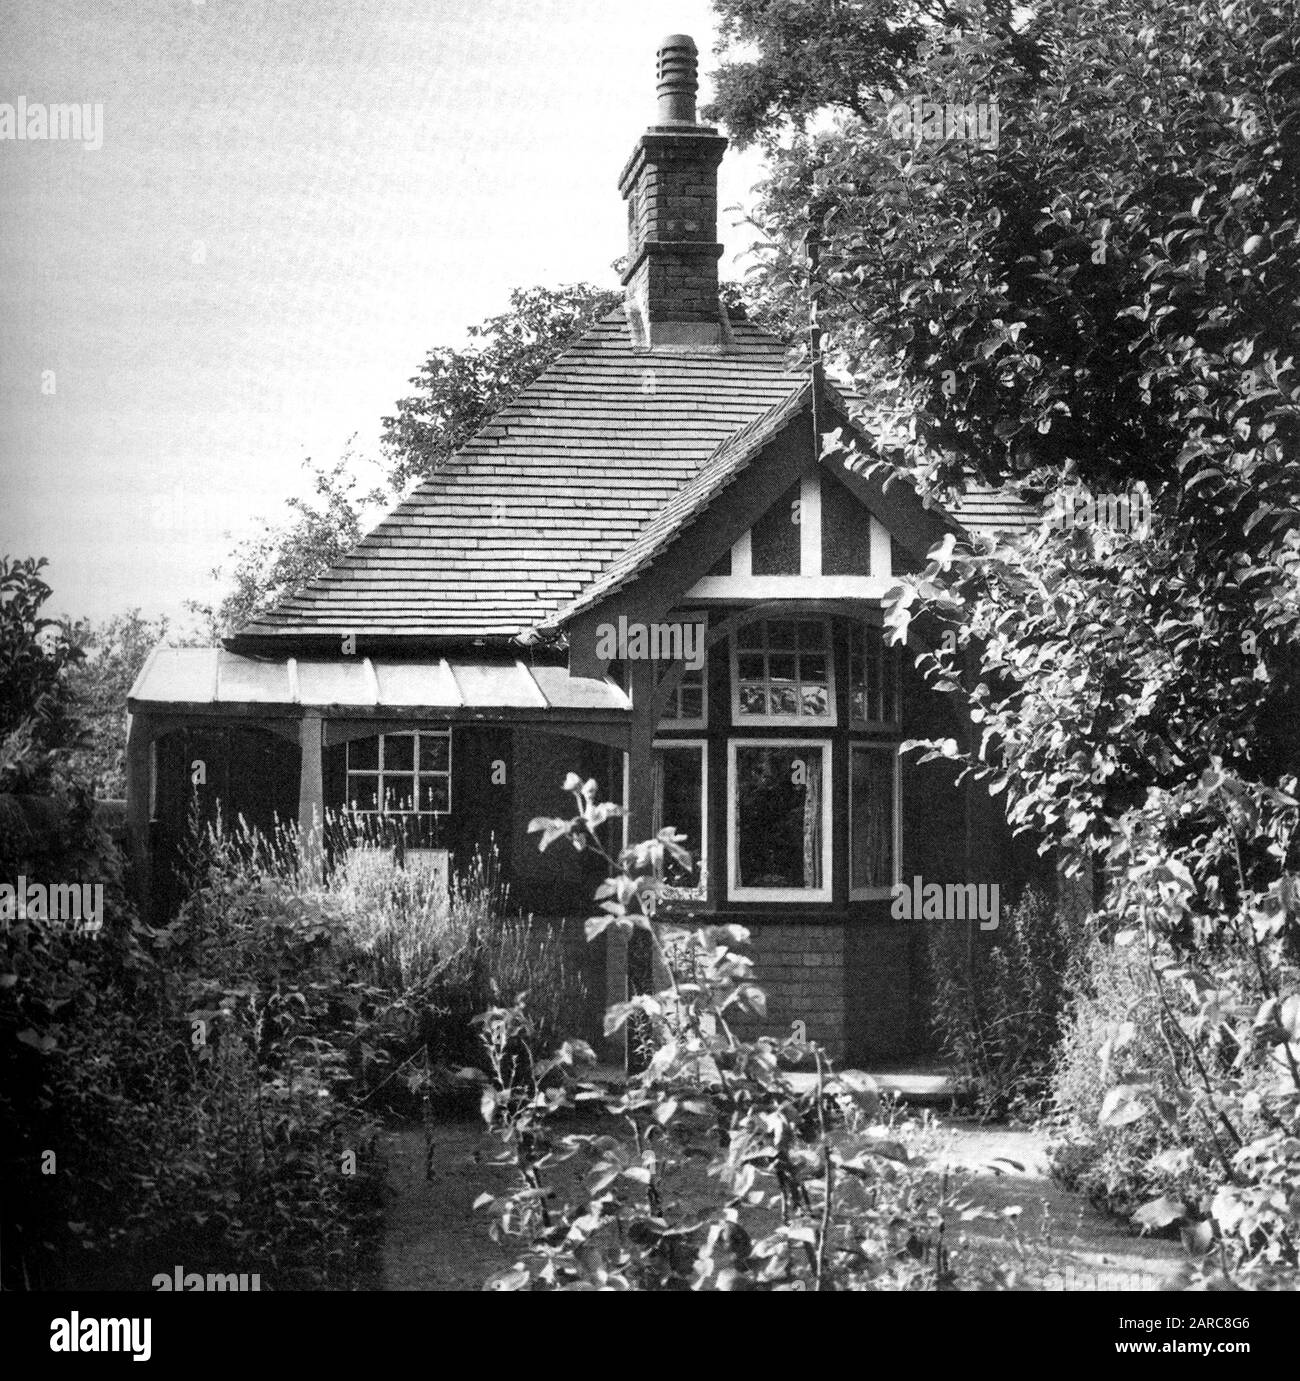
[330,834,587,1075]
[472,774,1005,1291]
[929,884,1084,1121]
[3,810,387,1290]
[1048,934,1221,1222]
[1046,771,1300,1287]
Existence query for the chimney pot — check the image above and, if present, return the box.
[656,34,698,125]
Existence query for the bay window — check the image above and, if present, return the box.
[727,740,832,902]
[849,743,899,899]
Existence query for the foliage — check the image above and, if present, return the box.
[333,835,586,1079]
[929,884,1084,1121]
[471,774,1009,1291]
[64,609,185,797]
[714,0,1300,1284]
[704,0,943,149]
[0,556,86,792]
[2,810,388,1291]
[1049,933,1217,1223]
[381,283,622,493]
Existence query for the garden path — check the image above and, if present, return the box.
[378,1112,1188,1292]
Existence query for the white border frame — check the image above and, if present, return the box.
[345,727,453,818]
[653,738,708,901]
[730,616,837,728]
[848,741,902,901]
[727,737,833,903]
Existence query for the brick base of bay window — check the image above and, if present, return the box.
[730,922,846,1060]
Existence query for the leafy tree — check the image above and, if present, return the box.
[64,611,181,797]
[0,557,85,792]
[714,0,1300,1273]
[705,0,938,148]
[716,0,1300,847]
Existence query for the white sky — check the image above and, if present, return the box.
[0,0,768,628]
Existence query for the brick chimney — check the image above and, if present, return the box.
[619,35,729,349]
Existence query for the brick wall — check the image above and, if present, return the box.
[730,922,846,1060]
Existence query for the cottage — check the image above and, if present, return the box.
[127,35,1051,1065]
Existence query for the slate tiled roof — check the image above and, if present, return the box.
[235,307,1038,650]
[237,308,799,644]
[948,484,1041,539]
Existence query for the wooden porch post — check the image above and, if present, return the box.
[298,714,324,882]
[611,659,667,1069]
[124,712,153,912]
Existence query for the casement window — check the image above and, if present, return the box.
[345,730,452,817]
[652,740,707,899]
[656,612,708,729]
[849,743,900,899]
[727,740,832,902]
[731,618,836,725]
[849,622,901,728]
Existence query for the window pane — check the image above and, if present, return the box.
[737,622,765,649]
[419,733,450,772]
[419,778,450,814]
[383,776,416,812]
[768,653,797,683]
[384,735,415,771]
[347,775,379,812]
[851,748,894,891]
[734,745,823,890]
[347,737,378,770]
[680,686,703,720]
[799,653,826,683]
[797,620,825,648]
[737,653,766,681]
[770,685,798,715]
[767,620,797,649]
[800,685,828,716]
[656,747,703,888]
[739,685,767,715]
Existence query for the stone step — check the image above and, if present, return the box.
[587,1064,956,1104]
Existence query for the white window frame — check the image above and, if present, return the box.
[345,729,453,819]
[653,738,708,902]
[727,738,833,903]
[848,742,902,901]
[848,621,902,730]
[730,617,837,727]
